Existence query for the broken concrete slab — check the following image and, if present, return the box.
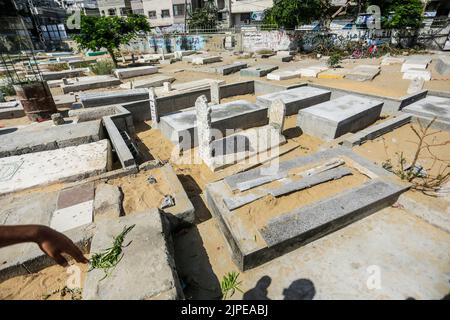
[50,199,93,233]
[205,147,409,270]
[317,68,350,79]
[407,77,425,94]
[435,56,450,75]
[342,113,412,147]
[298,66,328,78]
[256,86,331,116]
[61,76,121,94]
[215,62,247,75]
[267,70,301,81]
[401,56,431,72]
[82,210,183,300]
[402,95,450,123]
[79,89,149,108]
[240,65,278,77]
[297,95,383,141]
[0,140,112,196]
[0,120,103,157]
[120,75,175,89]
[93,183,123,221]
[345,65,380,81]
[114,66,158,79]
[402,69,432,81]
[159,100,268,150]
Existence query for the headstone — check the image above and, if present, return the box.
[196,95,214,162]
[148,87,159,123]
[163,81,172,93]
[268,99,286,133]
[210,80,221,105]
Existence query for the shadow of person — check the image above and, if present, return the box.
[283,279,316,300]
[243,276,272,300]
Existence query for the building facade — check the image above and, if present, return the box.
[97,0,132,16]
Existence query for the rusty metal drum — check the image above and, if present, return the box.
[13,81,57,122]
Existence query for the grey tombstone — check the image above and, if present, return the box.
[210,80,221,105]
[148,87,159,124]
[196,95,214,162]
[268,99,286,133]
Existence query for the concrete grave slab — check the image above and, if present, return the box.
[120,75,175,89]
[240,65,278,77]
[402,95,450,123]
[0,120,103,157]
[298,66,328,77]
[435,56,450,75]
[41,68,89,81]
[79,89,149,108]
[155,79,225,96]
[407,77,425,94]
[402,69,432,81]
[401,56,431,72]
[0,140,112,196]
[50,200,93,233]
[205,147,409,270]
[83,210,183,300]
[93,183,123,221]
[297,95,383,141]
[192,55,222,65]
[160,100,268,150]
[345,65,380,81]
[114,66,158,79]
[0,104,24,119]
[266,70,301,81]
[317,68,350,79]
[381,56,405,65]
[256,86,331,115]
[215,62,248,75]
[61,76,121,94]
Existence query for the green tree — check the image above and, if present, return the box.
[188,0,218,30]
[73,15,151,67]
[367,0,424,29]
[263,0,331,29]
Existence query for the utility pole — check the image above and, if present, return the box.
[184,0,188,33]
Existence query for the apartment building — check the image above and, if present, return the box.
[142,0,190,29]
[230,0,273,27]
[97,0,132,16]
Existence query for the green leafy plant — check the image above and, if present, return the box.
[42,286,82,300]
[188,0,218,30]
[89,224,135,280]
[90,59,115,75]
[368,0,423,29]
[221,271,243,299]
[73,15,151,67]
[328,52,342,68]
[0,78,15,96]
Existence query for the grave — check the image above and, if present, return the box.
[256,86,331,115]
[401,56,431,72]
[298,66,328,78]
[159,100,268,150]
[0,101,24,119]
[0,140,112,196]
[407,77,425,94]
[215,62,248,75]
[205,147,410,270]
[381,56,405,65]
[79,89,149,108]
[270,53,294,62]
[435,56,450,75]
[0,119,103,157]
[196,97,286,172]
[402,69,432,81]
[40,68,89,81]
[317,68,350,79]
[113,66,158,79]
[402,95,450,123]
[266,70,302,81]
[120,75,175,89]
[345,65,380,81]
[191,55,222,65]
[297,95,384,141]
[155,79,225,96]
[61,76,121,94]
[240,65,279,77]
[83,210,183,300]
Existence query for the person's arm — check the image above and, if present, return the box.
[0,225,88,267]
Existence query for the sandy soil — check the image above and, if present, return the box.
[108,167,172,215]
[0,262,88,300]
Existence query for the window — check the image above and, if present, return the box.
[148,10,156,19]
[173,4,185,17]
[240,13,251,22]
[108,8,116,16]
[161,9,170,18]
[120,7,128,16]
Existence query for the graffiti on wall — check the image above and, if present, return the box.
[147,35,206,52]
[242,31,297,51]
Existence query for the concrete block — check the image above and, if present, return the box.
[317,68,350,79]
[0,140,112,196]
[401,57,430,72]
[0,120,103,157]
[240,65,278,77]
[407,77,425,94]
[50,200,93,233]
[298,66,328,78]
[435,56,450,75]
[215,62,247,75]
[80,89,149,108]
[159,100,268,150]
[270,55,294,62]
[94,183,123,221]
[402,96,450,123]
[41,68,89,81]
[402,69,431,81]
[297,95,383,141]
[114,66,158,79]
[0,104,24,119]
[120,75,175,89]
[257,86,331,116]
[345,65,380,81]
[82,210,183,300]
[267,70,301,81]
[381,56,405,65]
